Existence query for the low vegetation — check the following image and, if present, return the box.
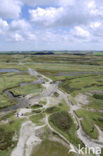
[0,118,25,156]
[0,94,17,109]
[49,111,83,147]
[46,100,69,114]
[30,113,45,124]
[50,111,72,132]
[0,53,103,155]
[10,84,43,96]
[86,95,103,110]
[31,139,74,156]
[75,109,103,139]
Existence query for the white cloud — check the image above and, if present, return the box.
[27,33,36,40]
[90,7,103,17]
[72,26,90,39]
[10,19,30,31]
[29,7,63,26]
[6,19,32,42]
[0,18,9,34]
[90,22,101,29]
[0,0,22,19]
[8,33,24,41]
[87,1,96,9]
[14,33,24,41]
[1,0,103,50]
[29,0,94,28]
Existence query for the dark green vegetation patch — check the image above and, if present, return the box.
[0,127,14,150]
[49,111,84,147]
[50,111,72,132]
[93,93,103,100]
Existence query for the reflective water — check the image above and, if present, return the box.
[0,68,20,73]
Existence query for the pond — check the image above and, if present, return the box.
[0,90,29,112]
[0,68,20,73]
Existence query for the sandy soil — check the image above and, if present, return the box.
[16,108,32,118]
[75,94,89,105]
[11,121,45,156]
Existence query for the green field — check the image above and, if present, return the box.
[31,139,74,156]
[75,109,103,139]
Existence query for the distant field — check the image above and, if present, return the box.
[93,52,103,55]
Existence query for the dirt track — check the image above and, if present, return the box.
[11,68,103,156]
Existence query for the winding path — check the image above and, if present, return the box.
[11,68,103,156]
[29,68,103,155]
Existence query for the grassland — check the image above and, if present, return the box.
[10,83,43,96]
[0,71,41,108]
[0,117,25,156]
[0,94,17,109]
[24,53,103,147]
[46,100,69,114]
[75,109,103,139]
[0,73,37,93]
[0,53,103,155]
[30,113,45,124]
[85,94,103,110]
[31,139,74,156]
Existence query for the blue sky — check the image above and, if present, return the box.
[0,0,103,51]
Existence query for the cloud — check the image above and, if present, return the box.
[90,21,101,30]
[27,33,36,40]
[59,0,75,6]
[87,0,96,9]
[0,0,22,19]
[29,0,96,28]
[1,0,103,50]
[71,26,90,39]
[10,19,31,31]
[23,0,76,7]
[23,0,58,7]
[0,18,9,34]
[90,21,103,38]
[10,33,24,41]
[6,19,32,41]
[29,7,63,26]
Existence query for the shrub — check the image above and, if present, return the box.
[93,94,103,100]
[50,111,72,132]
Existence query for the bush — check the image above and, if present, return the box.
[50,111,72,132]
[0,127,14,150]
[46,106,60,113]
[93,94,103,100]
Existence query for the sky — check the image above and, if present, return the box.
[0,0,103,51]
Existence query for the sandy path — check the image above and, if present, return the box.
[77,119,103,156]
[29,69,103,155]
[45,114,79,155]
[11,121,45,156]
[95,125,103,142]
[60,92,103,154]
[11,68,103,156]
[57,88,103,150]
